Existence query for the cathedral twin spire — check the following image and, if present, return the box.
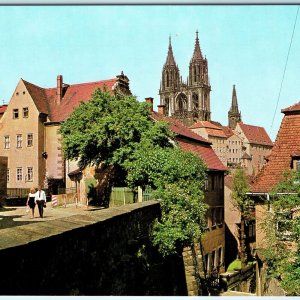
[159,31,211,125]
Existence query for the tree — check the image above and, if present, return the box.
[125,145,208,256]
[60,89,173,170]
[261,170,300,296]
[60,89,208,258]
[231,167,253,268]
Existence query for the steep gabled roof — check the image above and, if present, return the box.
[22,80,50,115]
[238,123,273,146]
[252,102,300,192]
[23,77,119,122]
[45,79,117,122]
[152,111,227,171]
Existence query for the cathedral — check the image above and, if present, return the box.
[159,31,212,126]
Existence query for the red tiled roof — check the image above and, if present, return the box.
[177,137,227,171]
[0,105,8,114]
[252,106,300,193]
[281,101,300,114]
[190,120,221,130]
[238,123,273,146]
[190,121,227,138]
[222,126,234,138]
[152,112,226,171]
[23,78,118,122]
[152,112,211,145]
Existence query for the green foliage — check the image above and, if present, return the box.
[60,89,173,169]
[125,146,208,256]
[261,170,300,295]
[227,259,241,272]
[231,167,253,215]
[60,89,208,258]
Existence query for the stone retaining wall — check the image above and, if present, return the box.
[0,201,187,296]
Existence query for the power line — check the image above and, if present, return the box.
[270,5,300,135]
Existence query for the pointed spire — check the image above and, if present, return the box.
[165,35,176,66]
[230,84,239,113]
[191,30,203,61]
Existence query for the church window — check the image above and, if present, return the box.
[165,98,169,116]
[176,93,187,112]
[203,93,208,109]
[166,71,170,87]
[192,94,199,110]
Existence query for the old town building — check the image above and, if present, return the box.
[159,32,211,126]
[150,100,226,294]
[249,101,300,296]
[0,73,131,195]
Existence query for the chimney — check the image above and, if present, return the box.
[157,104,166,115]
[57,75,63,105]
[145,97,153,112]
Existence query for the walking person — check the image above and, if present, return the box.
[35,186,47,218]
[26,187,36,219]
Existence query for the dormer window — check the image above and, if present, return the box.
[291,155,300,171]
[13,109,19,119]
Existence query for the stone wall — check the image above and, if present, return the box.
[0,201,187,296]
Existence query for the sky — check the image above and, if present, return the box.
[0,5,299,141]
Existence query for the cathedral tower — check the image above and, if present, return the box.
[159,32,211,126]
[228,84,242,129]
[159,36,181,117]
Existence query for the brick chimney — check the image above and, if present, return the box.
[145,97,153,112]
[157,104,166,115]
[57,75,63,105]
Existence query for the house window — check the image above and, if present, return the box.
[23,107,29,118]
[16,167,22,181]
[13,109,19,119]
[16,134,22,148]
[7,169,9,182]
[26,167,33,182]
[4,136,10,149]
[27,133,33,147]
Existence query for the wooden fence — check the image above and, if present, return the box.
[110,186,154,207]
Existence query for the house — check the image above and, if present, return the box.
[250,101,300,295]
[235,123,273,175]
[150,99,227,293]
[189,121,228,166]
[0,73,131,198]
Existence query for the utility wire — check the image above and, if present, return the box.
[270,6,299,135]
